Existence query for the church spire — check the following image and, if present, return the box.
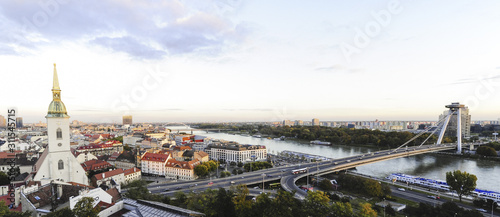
[47,63,69,118]
[53,63,60,90]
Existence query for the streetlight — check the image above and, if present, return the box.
[383,198,386,217]
[492,201,495,217]
[261,173,266,194]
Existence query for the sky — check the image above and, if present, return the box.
[1,0,500,123]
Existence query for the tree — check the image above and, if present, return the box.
[220,171,231,178]
[237,161,243,168]
[446,170,477,202]
[250,193,274,217]
[73,197,100,217]
[476,146,497,157]
[330,202,353,217]
[232,185,252,217]
[304,191,330,217]
[358,203,377,217]
[318,179,333,191]
[172,191,187,207]
[0,171,9,185]
[123,144,132,151]
[214,188,236,217]
[194,164,209,178]
[271,190,305,217]
[363,179,383,197]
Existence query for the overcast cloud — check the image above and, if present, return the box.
[0,0,249,59]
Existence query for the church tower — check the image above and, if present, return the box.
[33,64,88,185]
[47,63,71,153]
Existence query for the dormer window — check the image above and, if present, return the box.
[56,128,62,140]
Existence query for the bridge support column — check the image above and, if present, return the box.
[439,103,466,153]
[437,110,452,144]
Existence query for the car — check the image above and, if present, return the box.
[397,188,405,191]
[476,208,487,213]
[427,195,438,199]
[253,186,259,189]
[241,177,245,179]
[230,181,235,184]
[164,188,170,192]
[208,182,214,185]
[175,187,181,190]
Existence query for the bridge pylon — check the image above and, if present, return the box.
[436,102,467,153]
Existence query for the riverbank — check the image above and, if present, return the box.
[433,151,500,162]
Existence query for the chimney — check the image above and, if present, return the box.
[102,173,105,178]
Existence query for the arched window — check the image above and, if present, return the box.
[58,160,64,170]
[56,128,62,140]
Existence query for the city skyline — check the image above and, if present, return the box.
[1,1,500,123]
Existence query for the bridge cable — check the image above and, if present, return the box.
[392,111,455,152]
[418,110,457,147]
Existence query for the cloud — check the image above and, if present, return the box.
[222,108,273,112]
[315,64,364,74]
[91,36,166,59]
[448,74,500,85]
[0,0,250,59]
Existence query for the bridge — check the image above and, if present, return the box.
[140,142,476,200]
[281,143,472,199]
[139,102,480,200]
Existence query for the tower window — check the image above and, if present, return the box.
[58,160,64,170]
[57,128,62,139]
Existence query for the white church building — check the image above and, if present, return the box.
[31,64,89,186]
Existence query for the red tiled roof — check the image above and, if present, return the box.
[0,152,16,158]
[123,168,141,176]
[81,160,113,172]
[93,169,124,181]
[33,148,49,173]
[174,146,192,151]
[165,159,200,170]
[67,182,95,189]
[196,151,208,158]
[0,194,22,212]
[141,153,169,163]
[108,152,121,161]
[105,188,121,204]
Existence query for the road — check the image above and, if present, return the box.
[124,143,461,199]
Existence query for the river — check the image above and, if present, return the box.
[188,130,500,192]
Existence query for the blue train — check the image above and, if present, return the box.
[387,173,500,202]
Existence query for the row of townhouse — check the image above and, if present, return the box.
[91,167,142,188]
[140,152,201,180]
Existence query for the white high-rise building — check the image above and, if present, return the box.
[32,64,88,185]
